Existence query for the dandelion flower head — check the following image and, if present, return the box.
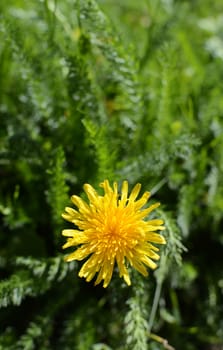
[62,180,166,287]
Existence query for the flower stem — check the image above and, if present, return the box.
[149,332,175,350]
[148,281,162,333]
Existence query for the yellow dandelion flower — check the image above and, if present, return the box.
[62,180,166,288]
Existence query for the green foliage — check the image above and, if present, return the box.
[1,0,223,349]
[15,315,52,350]
[46,146,69,239]
[124,275,148,350]
[0,256,75,309]
[82,118,116,182]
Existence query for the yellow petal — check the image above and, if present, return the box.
[128,183,141,202]
[121,180,128,203]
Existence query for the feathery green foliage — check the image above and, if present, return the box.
[1,0,223,349]
[124,275,148,350]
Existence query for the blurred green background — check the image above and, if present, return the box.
[1,0,223,349]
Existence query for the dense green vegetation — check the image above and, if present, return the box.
[1,0,223,349]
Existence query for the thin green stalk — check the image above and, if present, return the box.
[148,281,163,333]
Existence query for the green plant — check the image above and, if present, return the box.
[1,0,223,349]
